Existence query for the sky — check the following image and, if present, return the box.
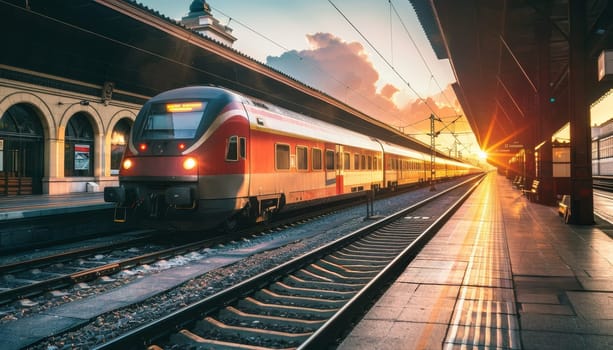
[137,0,482,161]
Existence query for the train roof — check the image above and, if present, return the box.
[144,86,379,150]
[241,92,383,152]
[379,141,427,161]
[146,86,476,168]
[148,85,242,102]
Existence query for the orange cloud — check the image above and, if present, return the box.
[380,84,398,99]
[266,32,462,135]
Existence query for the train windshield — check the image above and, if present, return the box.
[141,101,207,140]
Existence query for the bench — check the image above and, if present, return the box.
[521,179,540,201]
[512,176,523,189]
[558,194,570,220]
[0,176,33,195]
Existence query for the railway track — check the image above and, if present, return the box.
[95,176,483,349]
[593,176,613,192]
[0,231,219,306]
[0,180,440,309]
[0,200,345,307]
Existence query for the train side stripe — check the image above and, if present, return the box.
[182,107,248,155]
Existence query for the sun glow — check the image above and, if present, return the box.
[478,150,488,160]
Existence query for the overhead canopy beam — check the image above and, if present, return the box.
[497,76,525,119]
[499,35,539,93]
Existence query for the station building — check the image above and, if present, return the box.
[0,0,433,198]
[0,0,238,196]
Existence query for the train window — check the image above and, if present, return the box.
[312,148,322,170]
[373,156,378,170]
[602,136,613,158]
[143,102,205,140]
[361,155,366,170]
[354,154,360,170]
[343,152,350,170]
[367,156,372,170]
[325,150,335,170]
[240,137,246,158]
[297,146,308,170]
[276,144,290,170]
[226,136,238,161]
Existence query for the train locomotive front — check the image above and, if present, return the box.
[104,86,252,231]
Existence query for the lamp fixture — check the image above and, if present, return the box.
[57,100,90,106]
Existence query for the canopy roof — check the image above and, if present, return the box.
[410,0,613,162]
[1,0,452,158]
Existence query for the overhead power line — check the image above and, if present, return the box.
[328,0,475,156]
[210,5,398,118]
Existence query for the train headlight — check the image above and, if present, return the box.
[122,158,133,170]
[183,157,197,170]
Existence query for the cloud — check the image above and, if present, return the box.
[265,32,463,134]
[380,84,398,99]
[267,33,396,118]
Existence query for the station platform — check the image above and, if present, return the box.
[339,173,613,350]
[0,192,111,222]
[0,193,121,252]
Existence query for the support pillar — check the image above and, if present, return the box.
[567,0,594,224]
[524,133,536,186]
[536,11,555,205]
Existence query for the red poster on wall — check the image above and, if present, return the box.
[75,144,90,170]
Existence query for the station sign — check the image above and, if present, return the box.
[598,49,613,81]
[494,142,524,154]
[505,143,524,149]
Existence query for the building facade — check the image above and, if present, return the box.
[0,0,235,196]
[0,67,141,195]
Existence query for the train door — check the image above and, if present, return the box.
[398,157,405,185]
[324,145,336,193]
[335,144,343,194]
[423,160,428,182]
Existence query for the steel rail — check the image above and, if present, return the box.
[0,181,428,306]
[93,174,484,350]
[0,235,222,305]
[299,176,483,349]
[0,230,155,275]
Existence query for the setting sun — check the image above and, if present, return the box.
[478,150,488,160]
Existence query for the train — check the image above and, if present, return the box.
[104,86,481,231]
[593,118,613,177]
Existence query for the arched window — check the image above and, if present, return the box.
[110,118,132,175]
[64,112,94,177]
[0,104,44,195]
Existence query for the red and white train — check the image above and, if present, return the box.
[104,86,480,230]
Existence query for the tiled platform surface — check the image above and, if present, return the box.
[339,173,613,350]
[0,192,110,221]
